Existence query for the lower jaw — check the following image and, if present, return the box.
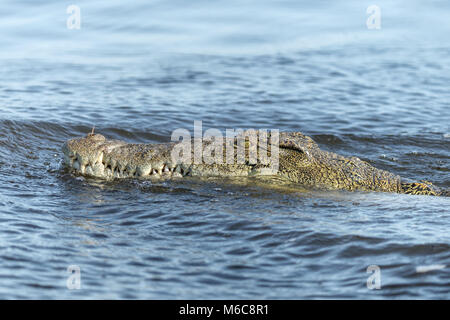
[69,165,183,180]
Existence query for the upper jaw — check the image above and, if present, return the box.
[62,134,188,180]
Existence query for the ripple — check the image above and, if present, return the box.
[0,0,449,299]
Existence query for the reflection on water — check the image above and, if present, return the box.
[0,0,449,299]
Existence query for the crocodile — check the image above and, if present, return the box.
[62,130,447,196]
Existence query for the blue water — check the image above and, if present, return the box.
[0,0,449,299]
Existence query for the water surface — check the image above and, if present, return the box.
[0,0,449,299]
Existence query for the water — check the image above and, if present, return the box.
[0,0,449,299]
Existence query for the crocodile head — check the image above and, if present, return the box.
[62,133,185,179]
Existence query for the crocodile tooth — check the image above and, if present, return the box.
[86,166,94,175]
[126,165,135,176]
[109,159,117,169]
[96,152,104,165]
[137,166,151,177]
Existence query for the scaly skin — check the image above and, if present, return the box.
[62,131,446,196]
